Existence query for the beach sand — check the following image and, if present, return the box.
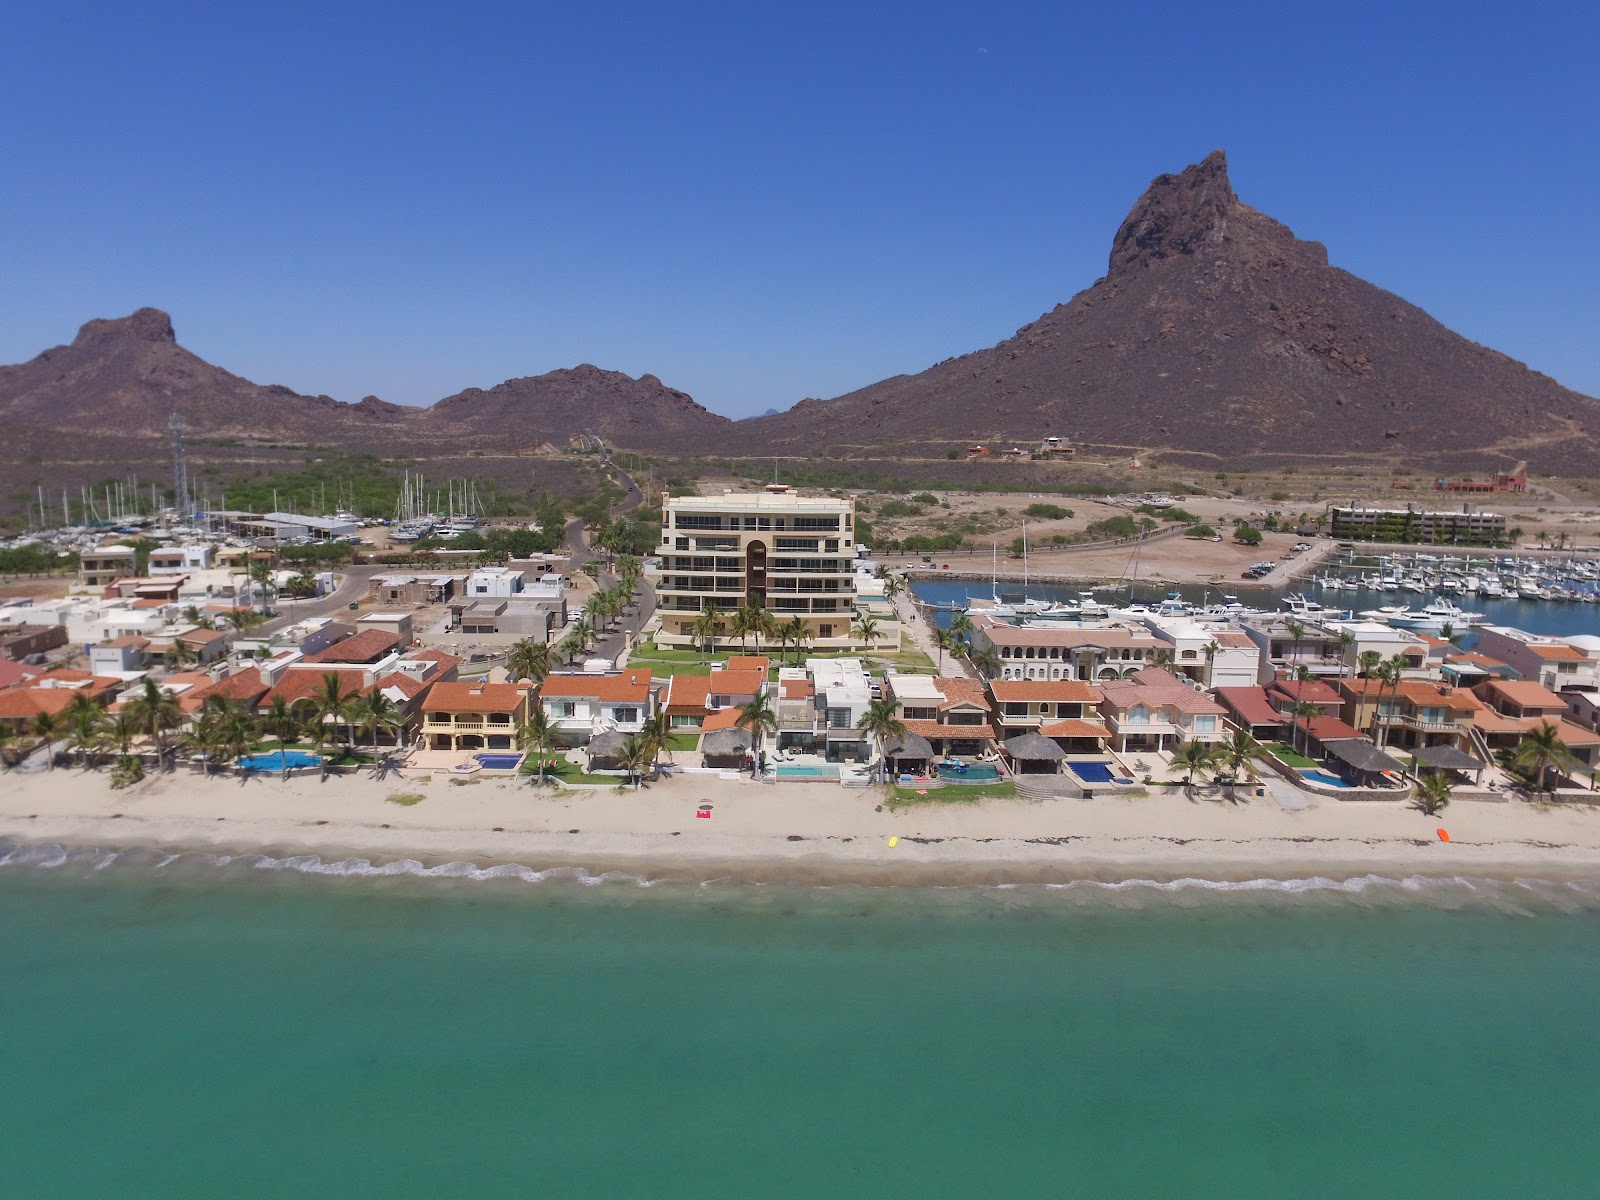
[5,764,1600,885]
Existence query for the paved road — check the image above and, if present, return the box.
[257,563,388,635]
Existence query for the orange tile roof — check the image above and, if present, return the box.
[423,681,531,713]
[934,677,991,712]
[900,717,996,742]
[262,669,373,709]
[1215,687,1285,727]
[537,669,651,703]
[1528,644,1587,661]
[305,630,399,664]
[708,669,764,696]
[780,679,813,700]
[0,688,77,720]
[725,656,770,673]
[372,672,429,700]
[701,708,744,731]
[663,675,712,712]
[989,679,1101,703]
[1477,679,1567,710]
[197,668,270,706]
[1039,717,1111,740]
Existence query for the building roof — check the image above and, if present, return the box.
[197,668,270,706]
[725,656,770,674]
[1527,643,1588,661]
[1323,739,1407,774]
[1444,651,1508,671]
[701,727,753,756]
[1411,743,1483,771]
[1003,731,1067,760]
[1477,679,1567,711]
[0,688,78,720]
[701,707,744,731]
[101,635,151,649]
[423,681,531,713]
[0,661,43,689]
[884,730,935,759]
[780,678,813,700]
[1268,677,1342,705]
[1099,669,1227,715]
[663,675,712,712]
[305,630,400,664]
[1295,714,1369,743]
[988,679,1101,704]
[538,669,651,703]
[977,622,1157,649]
[898,718,995,742]
[1039,717,1111,740]
[1214,687,1286,728]
[708,669,765,696]
[933,677,991,712]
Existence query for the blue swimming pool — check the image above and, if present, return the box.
[1300,768,1355,789]
[936,763,1001,781]
[239,750,322,772]
[776,764,840,780]
[475,753,524,771]
[1068,761,1117,784]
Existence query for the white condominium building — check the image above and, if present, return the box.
[657,485,862,649]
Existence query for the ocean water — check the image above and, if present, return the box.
[4,850,1600,1197]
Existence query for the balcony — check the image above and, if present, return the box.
[1399,714,1461,732]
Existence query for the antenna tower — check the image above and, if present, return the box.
[169,411,190,518]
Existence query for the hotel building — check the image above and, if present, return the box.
[656,486,864,650]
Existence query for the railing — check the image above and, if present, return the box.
[1399,714,1461,732]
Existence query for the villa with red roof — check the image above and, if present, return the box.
[1096,667,1228,752]
[537,669,654,744]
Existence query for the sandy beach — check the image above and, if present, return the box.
[6,764,1600,885]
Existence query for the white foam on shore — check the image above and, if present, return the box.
[2,839,1598,908]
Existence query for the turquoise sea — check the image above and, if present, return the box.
[4,848,1600,1197]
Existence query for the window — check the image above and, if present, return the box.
[670,714,699,727]
[676,514,722,530]
[675,537,689,550]
[827,707,853,729]
[1005,703,1029,717]
[614,706,639,725]
[553,701,576,718]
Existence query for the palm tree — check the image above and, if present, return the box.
[1284,620,1306,671]
[164,638,199,671]
[948,611,974,650]
[1151,648,1176,670]
[108,712,140,758]
[214,705,254,779]
[1203,640,1220,687]
[65,693,107,769]
[247,557,277,615]
[787,619,813,665]
[1413,771,1453,816]
[970,647,1001,680]
[1356,650,1383,679]
[0,722,16,771]
[1291,700,1321,757]
[852,611,881,649]
[261,694,302,779]
[882,574,904,602]
[1216,729,1267,800]
[617,735,652,789]
[734,692,778,777]
[32,710,62,771]
[559,617,594,666]
[638,709,676,773]
[516,704,557,786]
[1373,653,1408,749]
[1172,738,1218,798]
[691,604,723,662]
[124,678,183,771]
[311,673,359,755]
[859,697,905,783]
[933,626,954,673]
[505,638,552,685]
[1337,630,1356,677]
[777,616,808,667]
[1513,721,1580,802]
[356,691,405,772]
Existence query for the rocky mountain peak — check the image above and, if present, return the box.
[71,306,177,347]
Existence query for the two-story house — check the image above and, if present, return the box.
[420,681,533,751]
[987,679,1108,753]
[885,675,995,759]
[537,669,653,745]
[1335,677,1485,758]
[1096,667,1227,753]
[970,616,1165,682]
[1468,679,1600,768]
[1473,626,1599,693]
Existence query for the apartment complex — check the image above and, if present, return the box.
[1329,504,1507,546]
[656,485,860,649]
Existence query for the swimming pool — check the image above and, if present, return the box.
[776,764,840,780]
[1300,768,1355,789]
[936,763,1001,781]
[475,753,524,771]
[239,750,322,772]
[1068,761,1117,784]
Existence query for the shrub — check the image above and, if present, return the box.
[1233,523,1263,546]
[1022,502,1073,520]
[110,755,144,790]
[386,792,425,806]
[911,492,939,505]
[1185,523,1218,539]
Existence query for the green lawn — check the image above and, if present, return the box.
[523,759,629,786]
[889,781,1015,807]
[1267,742,1317,768]
[663,732,700,751]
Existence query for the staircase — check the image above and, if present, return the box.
[1012,774,1085,800]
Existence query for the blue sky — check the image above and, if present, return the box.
[2,1,1596,417]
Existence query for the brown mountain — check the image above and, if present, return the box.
[421,364,729,449]
[0,309,724,454]
[0,307,402,447]
[718,151,1600,471]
